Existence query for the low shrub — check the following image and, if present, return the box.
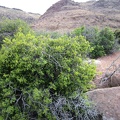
[0,19,32,47]
[72,27,117,58]
[0,31,97,119]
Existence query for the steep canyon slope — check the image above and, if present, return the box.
[33,0,120,32]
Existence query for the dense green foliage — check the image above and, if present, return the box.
[35,31,62,39]
[114,29,120,44]
[0,30,97,119]
[0,19,32,47]
[1,20,118,119]
[98,27,115,54]
[72,26,117,58]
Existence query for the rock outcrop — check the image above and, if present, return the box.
[87,87,120,120]
[45,0,80,14]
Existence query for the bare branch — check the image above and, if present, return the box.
[100,53,120,84]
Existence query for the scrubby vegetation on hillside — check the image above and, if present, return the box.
[1,19,119,120]
[71,26,119,58]
[0,19,32,47]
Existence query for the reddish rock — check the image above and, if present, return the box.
[87,87,120,120]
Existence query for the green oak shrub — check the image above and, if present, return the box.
[72,27,117,58]
[90,45,105,58]
[0,31,97,119]
[72,26,85,37]
[0,19,32,47]
[98,27,115,54]
[114,29,120,44]
[0,32,52,119]
[77,27,105,58]
[35,31,61,39]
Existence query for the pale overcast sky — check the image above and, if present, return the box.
[0,0,90,14]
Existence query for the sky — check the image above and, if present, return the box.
[0,0,90,14]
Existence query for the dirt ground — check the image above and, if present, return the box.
[94,51,120,87]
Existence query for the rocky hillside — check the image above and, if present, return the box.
[34,0,120,32]
[93,0,120,9]
[0,6,40,24]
